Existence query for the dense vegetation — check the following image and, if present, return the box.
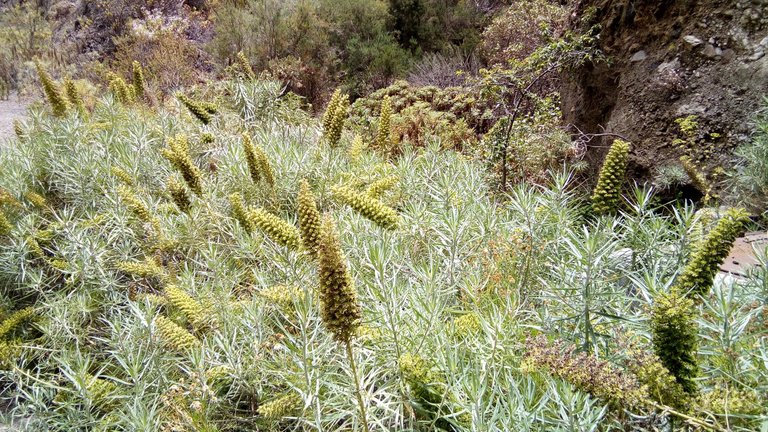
[0,56,767,430]
[2,1,768,431]
[0,0,564,106]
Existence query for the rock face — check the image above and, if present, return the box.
[562,0,768,193]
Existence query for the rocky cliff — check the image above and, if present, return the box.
[563,0,768,197]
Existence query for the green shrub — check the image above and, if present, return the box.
[0,3,54,94]
[0,75,764,431]
[112,13,200,98]
[349,80,491,135]
[731,101,768,213]
[480,1,565,65]
[481,100,577,187]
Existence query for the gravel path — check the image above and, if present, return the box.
[0,95,29,143]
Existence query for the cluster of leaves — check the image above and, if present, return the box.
[481,97,580,188]
[111,9,202,99]
[348,80,493,151]
[209,0,499,103]
[0,73,766,432]
[480,0,566,65]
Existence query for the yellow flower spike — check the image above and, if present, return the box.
[591,139,630,215]
[110,166,134,186]
[327,94,349,148]
[322,89,349,147]
[0,307,35,340]
[161,135,203,196]
[228,193,253,233]
[86,375,118,410]
[117,256,167,281]
[364,175,398,199]
[118,186,154,224]
[680,156,712,203]
[248,208,301,250]
[348,135,366,161]
[624,348,688,409]
[164,285,212,331]
[205,365,233,385]
[25,235,45,259]
[0,211,12,236]
[297,180,322,257]
[177,94,213,125]
[242,133,261,183]
[254,144,274,187]
[131,61,145,100]
[322,88,342,134]
[332,185,400,229]
[651,292,698,395]
[26,191,49,210]
[257,393,301,419]
[258,285,304,310]
[374,95,392,150]
[138,293,168,308]
[236,51,255,80]
[0,340,23,370]
[35,62,68,117]
[673,207,749,300]
[107,73,135,104]
[64,79,85,115]
[0,188,21,208]
[13,119,24,139]
[155,315,200,351]
[317,215,361,342]
[166,176,191,212]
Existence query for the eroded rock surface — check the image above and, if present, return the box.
[563,0,768,191]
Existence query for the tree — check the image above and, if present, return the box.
[477,29,603,191]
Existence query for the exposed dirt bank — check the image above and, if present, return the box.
[563,0,768,194]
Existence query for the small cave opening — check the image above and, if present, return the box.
[655,183,704,207]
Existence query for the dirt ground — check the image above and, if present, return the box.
[0,95,29,143]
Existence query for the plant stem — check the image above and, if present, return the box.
[649,401,725,431]
[345,338,371,432]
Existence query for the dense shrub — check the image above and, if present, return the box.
[112,12,204,99]
[349,80,493,150]
[481,98,579,187]
[480,1,566,65]
[0,3,56,93]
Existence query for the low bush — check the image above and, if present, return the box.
[730,99,768,215]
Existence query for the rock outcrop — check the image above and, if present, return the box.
[563,0,768,196]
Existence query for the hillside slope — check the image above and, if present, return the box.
[563,0,768,190]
